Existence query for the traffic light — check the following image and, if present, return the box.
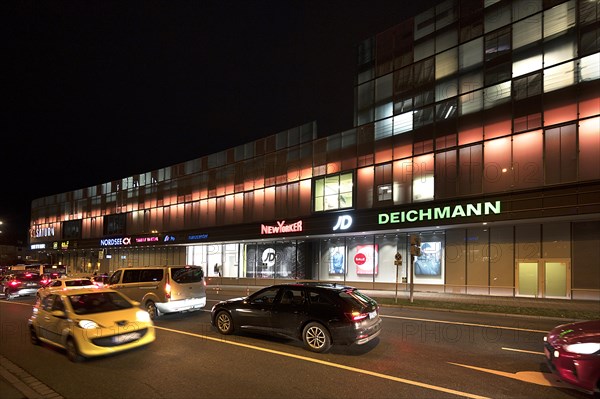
[410,234,421,256]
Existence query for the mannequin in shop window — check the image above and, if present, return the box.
[214,263,222,277]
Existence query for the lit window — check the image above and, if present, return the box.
[378,184,392,201]
[314,173,354,212]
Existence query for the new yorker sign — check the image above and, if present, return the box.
[378,200,501,225]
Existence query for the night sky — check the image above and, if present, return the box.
[3,0,439,245]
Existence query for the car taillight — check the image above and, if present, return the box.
[165,273,171,299]
[346,311,368,322]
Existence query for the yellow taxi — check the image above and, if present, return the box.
[28,287,155,362]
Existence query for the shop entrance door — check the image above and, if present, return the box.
[516,259,570,298]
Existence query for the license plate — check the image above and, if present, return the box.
[112,332,141,344]
[369,310,377,319]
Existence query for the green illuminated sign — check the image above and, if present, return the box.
[378,201,501,225]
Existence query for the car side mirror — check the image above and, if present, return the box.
[131,300,140,306]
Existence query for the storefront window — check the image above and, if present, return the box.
[314,172,354,212]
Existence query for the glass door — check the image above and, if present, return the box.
[516,259,570,298]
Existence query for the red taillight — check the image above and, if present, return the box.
[10,280,21,287]
[346,311,368,322]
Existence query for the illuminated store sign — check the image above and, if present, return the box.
[333,215,353,231]
[31,226,55,238]
[188,234,208,240]
[261,220,303,235]
[378,201,501,225]
[31,244,46,250]
[100,237,131,246]
[61,241,69,250]
[135,236,159,243]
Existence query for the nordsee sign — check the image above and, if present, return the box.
[378,201,501,225]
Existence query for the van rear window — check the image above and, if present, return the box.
[171,267,204,283]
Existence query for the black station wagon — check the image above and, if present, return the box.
[210,282,382,353]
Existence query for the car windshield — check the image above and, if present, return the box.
[68,292,134,315]
[171,267,204,283]
[15,273,41,282]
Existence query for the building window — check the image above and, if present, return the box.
[63,220,82,240]
[104,214,127,236]
[314,172,354,212]
[377,184,393,201]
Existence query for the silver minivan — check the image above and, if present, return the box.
[107,265,206,319]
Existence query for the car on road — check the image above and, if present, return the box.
[36,277,97,299]
[2,272,43,300]
[90,274,110,288]
[28,287,155,362]
[544,319,600,395]
[211,282,382,353]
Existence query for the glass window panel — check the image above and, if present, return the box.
[414,106,434,128]
[485,27,511,63]
[513,51,543,77]
[375,102,393,121]
[544,61,575,92]
[484,81,511,109]
[357,81,374,111]
[414,90,434,107]
[412,154,434,202]
[579,117,600,181]
[436,48,458,79]
[375,117,393,140]
[459,89,483,115]
[436,78,458,101]
[436,29,458,53]
[513,130,543,189]
[544,0,576,39]
[415,38,435,62]
[512,14,541,49]
[459,37,483,71]
[414,58,435,86]
[393,112,413,134]
[415,7,435,40]
[545,124,577,184]
[436,99,457,121]
[513,73,542,100]
[580,52,600,82]
[436,0,456,30]
[512,0,541,21]
[544,34,576,67]
[484,2,511,33]
[579,0,600,26]
[460,71,483,94]
[375,74,393,102]
[483,137,512,192]
[458,144,483,195]
[580,27,600,56]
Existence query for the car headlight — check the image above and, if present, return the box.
[136,310,151,322]
[78,320,99,329]
[563,342,600,355]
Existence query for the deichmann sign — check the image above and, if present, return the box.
[378,200,501,225]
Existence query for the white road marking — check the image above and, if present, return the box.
[501,347,544,355]
[155,325,491,399]
[381,315,548,333]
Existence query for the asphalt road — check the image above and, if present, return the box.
[0,294,593,399]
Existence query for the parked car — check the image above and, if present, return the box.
[36,277,97,299]
[28,287,155,362]
[2,272,43,300]
[107,265,206,319]
[544,319,600,395]
[211,282,382,353]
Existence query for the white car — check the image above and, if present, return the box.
[37,278,96,298]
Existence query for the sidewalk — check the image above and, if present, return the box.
[206,284,600,317]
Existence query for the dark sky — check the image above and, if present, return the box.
[2,0,439,245]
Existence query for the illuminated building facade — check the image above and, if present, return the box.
[29,0,599,300]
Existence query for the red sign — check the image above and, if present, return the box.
[354,253,366,265]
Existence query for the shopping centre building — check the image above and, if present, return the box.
[28,0,599,300]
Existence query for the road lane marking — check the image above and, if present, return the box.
[501,347,544,356]
[448,362,573,390]
[381,315,548,334]
[154,325,490,399]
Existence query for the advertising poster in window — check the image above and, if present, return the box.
[329,247,345,275]
[414,242,441,276]
[354,244,378,275]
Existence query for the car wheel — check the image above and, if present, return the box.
[302,322,331,353]
[29,325,40,345]
[146,301,160,320]
[215,311,234,335]
[65,337,83,363]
